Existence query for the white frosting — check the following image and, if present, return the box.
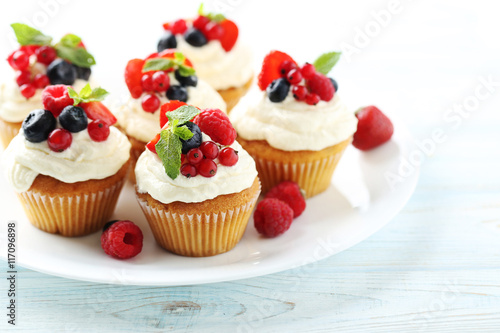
[230,89,358,151]
[0,78,94,123]
[135,134,258,204]
[2,126,131,193]
[116,77,226,143]
[176,38,253,91]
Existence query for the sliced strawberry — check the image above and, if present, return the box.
[146,133,161,154]
[159,100,187,128]
[80,101,117,126]
[258,50,297,91]
[125,58,145,99]
[352,106,394,151]
[219,19,238,52]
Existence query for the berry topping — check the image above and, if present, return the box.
[141,73,154,91]
[286,68,303,85]
[22,109,56,143]
[33,74,50,89]
[125,58,145,98]
[16,71,31,86]
[8,50,29,71]
[146,133,161,154]
[330,78,339,92]
[19,84,36,99]
[254,198,294,238]
[59,105,88,133]
[265,181,306,218]
[170,19,188,35]
[219,147,238,166]
[204,22,224,41]
[200,141,219,160]
[305,93,320,106]
[47,59,77,85]
[307,72,334,102]
[175,70,198,87]
[166,85,188,102]
[186,147,203,164]
[279,60,298,77]
[141,94,160,113]
[184,28,208,47]
[292,85,307,101]
[87,119,110,142]
[74,65,91,81]
[219,19,239,52]
[157,32,177,53]
[101,220,143,260]
[42,85,74,117]
[159,100,187,128]
[193,15,211,31]
[47,128,72,152]
[180,164,197,178]
[352,106,394,151]
[197,159,217,177]
[258,50,297,91]
[35,46,57,65]
[80,101,117,126]
[179,122,202,154]
[152,71,170,92]
[300,63,316,80]
[194,108,236,146]
[267,78,290,103]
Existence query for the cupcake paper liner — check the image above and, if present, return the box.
[0,118,22,148]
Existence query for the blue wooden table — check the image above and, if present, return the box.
[1,0,500,331]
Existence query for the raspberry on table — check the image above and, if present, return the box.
[265,181,306,218]
[254,198,294,238]
[101,220,144,259]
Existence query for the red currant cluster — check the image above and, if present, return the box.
[7,46,55,99]
[140,71,170,113]
[180,142,238,178]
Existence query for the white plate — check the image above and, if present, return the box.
[0,121,418,286]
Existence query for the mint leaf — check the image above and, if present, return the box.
[174,52,185,62]
[143,58,174,72]
[178,64,195,77]
[10,23,52,46]
[88,87,109,101]
[197,3,226,23]
[313,52,341,75]
[79,83,92,99]
[67,87,80,106]
[166,105,201,126]
[174,125,194,141]
[67,85,109,105]
[198,3,205,15]
[59,33,81,48]
[55,44,96,68]
[156,129,182,180]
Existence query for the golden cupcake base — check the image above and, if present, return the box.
[217,77,253,113]
[0,118,22,148]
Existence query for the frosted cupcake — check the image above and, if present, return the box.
[0,23,97,147]
[135,102,259,257]
[118,50,226,182]
[157,4,253,111]
[1,84,130,237]
[230,51,357,197]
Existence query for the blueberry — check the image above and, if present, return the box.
[22,109,57,143]
[175,70,198,87]
[73,65,92,81]
[329,78,338,92]
[166,85,188,102]
[59,106,88,133]
[267,78,290,103]
[184,28,207,47]
[179,122,202,154]
[157,32,177,52]
[47,59,77,85]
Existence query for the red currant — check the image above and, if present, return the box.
[180,164,197,178]
[187,148,203,164]
[88,120,110,142]
[193,15,210,32]
[48,129,72,152]
[301,63,316,80]
[35,46,57,65]
[292,85,308,101]
[33,74,50,89]
[15,71,31,86]
[279,61,298,77]
[287,69,303,85]
[152,71,170,92]
[141,94,160,113]
[200,141,219,160]
[305,93,320,105]
[204,22,224,40]
[198,159,217,177]
[219,147,238,166]
[8,50,30,71]
[171,19,188,35]
[20,84,36,99]
[141,73,154,92]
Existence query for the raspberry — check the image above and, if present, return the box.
[254,198,293,237]
[265,181,306,218]
[193,109,236,146]
[42,85,74,117]
[47,128,72,152]
[171,19,188,35]
[101,220,143,259]
[258,50,297,91]
[307,72,334,102]
[352,106,394,151]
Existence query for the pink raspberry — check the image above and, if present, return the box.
[254,198,294,237]
[265,181,306,218]
[193,108,236,146]
[101,220,143,259]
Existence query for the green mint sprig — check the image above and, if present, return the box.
[313,52,341,75]
[10,23,52,46]
[155,105,201,180]
[67,84,109,106]
[198,3,226,23]
[142,52,195,76]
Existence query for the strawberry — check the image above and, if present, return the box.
[219,19,238,52]
[352,106,394,151]
[158,50,193,67]
[159,100,187,128]
[258,50,297,91]
[146,133,161,154]
[125,58,145,99]
[80,101,117,126]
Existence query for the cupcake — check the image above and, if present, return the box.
[118,50,226,182]
[157,4,253,111]
[0,23,97,148]
[135,102,259,257]
[1,84,131,237]
[230,51,357,197]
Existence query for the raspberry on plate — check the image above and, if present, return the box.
[254,198,294,237]
[193,108,236,146]
[352,106,394,151]
[265,181,306,218]
[101,220,144,259]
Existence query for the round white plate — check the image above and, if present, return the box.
[0,121,418,286]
